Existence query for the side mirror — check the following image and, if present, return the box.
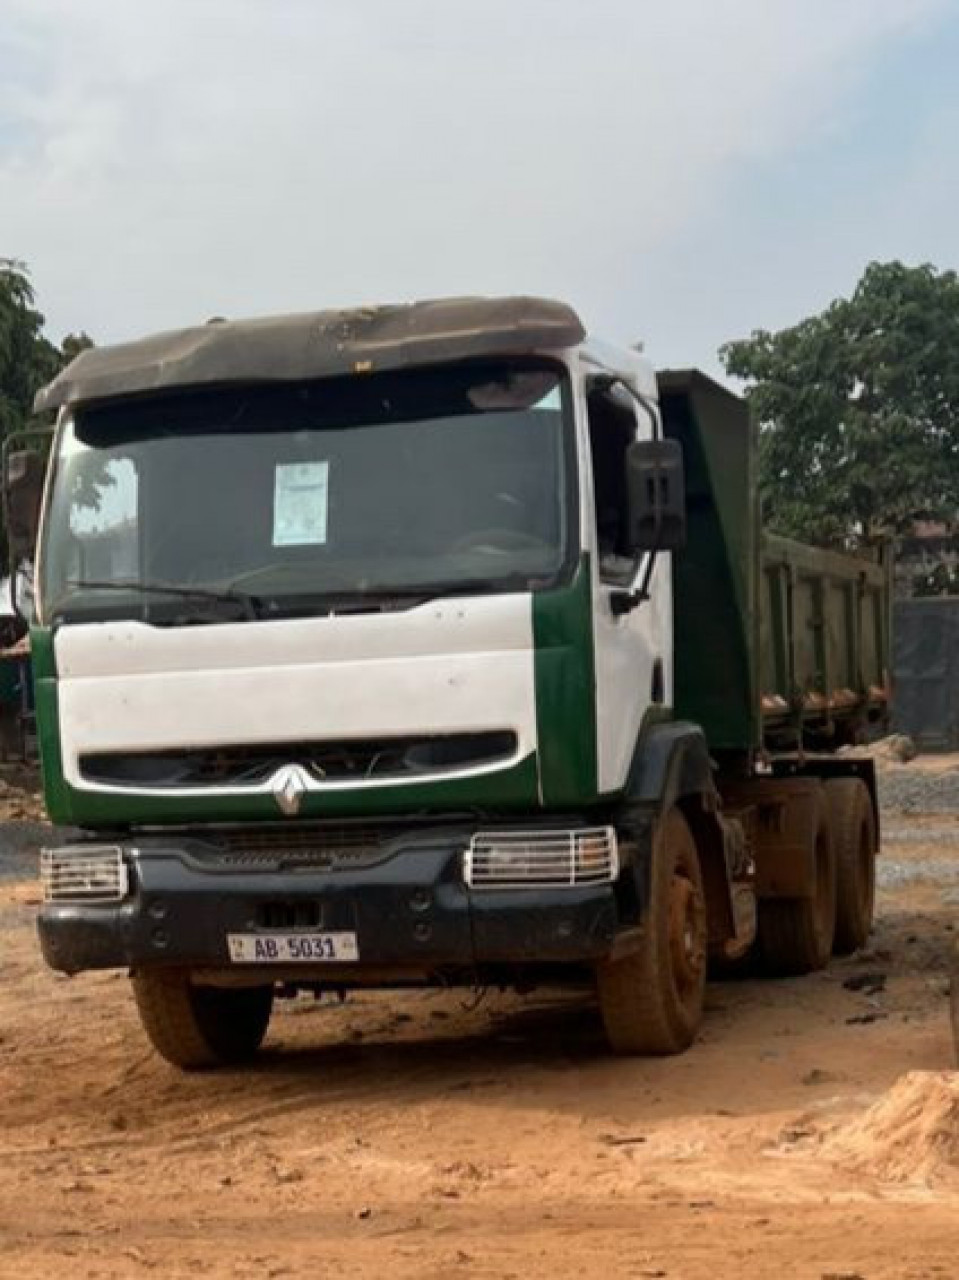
[4,449,46,561]
[626,438,686,552]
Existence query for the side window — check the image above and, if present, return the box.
[586,383,640,584]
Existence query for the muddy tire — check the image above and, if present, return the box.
[596,808,707,1056]
[758,787,836,976]
[132,971,273,1070]
[825,777,877,955]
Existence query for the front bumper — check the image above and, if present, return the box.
[37,826,630,978]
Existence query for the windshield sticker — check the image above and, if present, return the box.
[273,462,329,546]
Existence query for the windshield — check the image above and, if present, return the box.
[39,359,575,625]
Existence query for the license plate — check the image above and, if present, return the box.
[227,932,359,963]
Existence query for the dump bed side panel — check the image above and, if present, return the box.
[659,370,891,756]
[659,370,760,752]
[761,534,891,749]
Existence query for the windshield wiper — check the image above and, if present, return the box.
[284,577,536,614]
[358,575,535,599]
[62,578,264,620]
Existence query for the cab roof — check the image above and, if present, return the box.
[35,295,587,412]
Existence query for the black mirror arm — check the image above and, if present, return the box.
[610,500,664,617]
[602,375,662,442]
[610,588,641,616]
[609,558,657,617]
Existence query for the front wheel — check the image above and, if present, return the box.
[596,808,707,1056]
[131,971,274,1070]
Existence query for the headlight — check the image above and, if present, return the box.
[464,827,618,889]
[40,846,129,903]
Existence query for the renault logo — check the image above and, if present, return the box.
[271,763,312,817]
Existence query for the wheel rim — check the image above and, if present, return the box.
[668,872,706,997]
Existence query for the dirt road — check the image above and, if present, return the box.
[1,790,958,1278]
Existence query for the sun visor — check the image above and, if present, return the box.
[35,295,586,412]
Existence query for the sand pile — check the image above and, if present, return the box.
[838,734,918,765]
[822,1071,959,1187]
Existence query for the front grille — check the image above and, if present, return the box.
[464,827,619,889]
[195,821,423,871]
[80,730,518,790]
[40,846,129,903]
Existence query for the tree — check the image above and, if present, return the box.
[60,331,95,366]
[0,259,63,443]
[720,261,959,544]
[0,262,97,580]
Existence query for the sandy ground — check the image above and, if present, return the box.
[1,781,958,1278]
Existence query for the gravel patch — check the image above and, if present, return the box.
[879,767,959,814]
[877,859,959,889]
[0,822,51,883]
[882,827,959,843]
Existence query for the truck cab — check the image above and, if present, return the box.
[24,297,888,1068]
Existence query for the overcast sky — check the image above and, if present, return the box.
[2,0,957,374]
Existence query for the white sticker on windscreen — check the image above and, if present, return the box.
[273,461,329,546]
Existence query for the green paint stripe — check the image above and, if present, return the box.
[31,628,72,823]
[29,626,57,679]
[35,678,73,824]
[532,555,597,807]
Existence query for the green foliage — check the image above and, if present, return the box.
[0,261,96,573]
[720,261,959,544]
[0,259,62,442]
[60,331,95,365]
[912,561,959,597]
[0,259,95,437]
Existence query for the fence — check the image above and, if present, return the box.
[893,597,959,751]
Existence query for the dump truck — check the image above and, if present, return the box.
[15,297,891,1069]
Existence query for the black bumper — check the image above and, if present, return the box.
[38,830,624,977]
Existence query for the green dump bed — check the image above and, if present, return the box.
[658,370,891,757]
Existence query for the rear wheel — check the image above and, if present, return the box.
[596,808,707,1056]
[825,777,877,955]
[132,971,273,1070]
[758,787,836,975]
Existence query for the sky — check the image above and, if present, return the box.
[1,0,958,376]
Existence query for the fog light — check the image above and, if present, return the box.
[40,846,129,903]
[464,827,618,889]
